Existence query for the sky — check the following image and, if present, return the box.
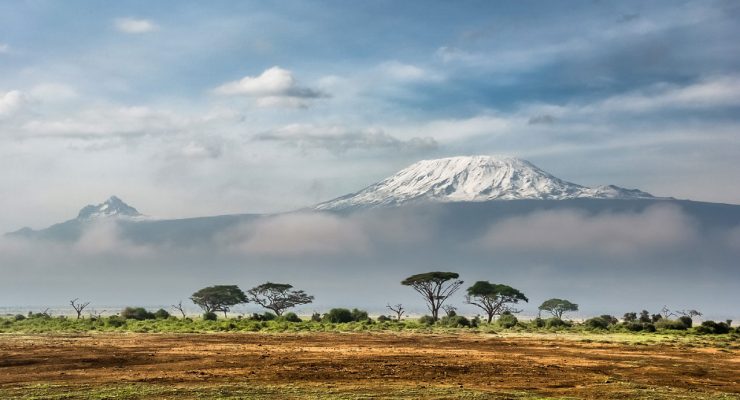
[1,1,739,317]
[1,0,739,232]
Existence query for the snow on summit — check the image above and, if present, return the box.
[315,156,655,210]
[76,196,143,220]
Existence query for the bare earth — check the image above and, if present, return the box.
[0,332,738,399]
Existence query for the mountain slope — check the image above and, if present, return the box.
[315,156,656,210]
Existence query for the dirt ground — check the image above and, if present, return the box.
[0,332,738,399]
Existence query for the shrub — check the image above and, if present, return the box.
[281,312,301,323]
[106,316,125,327]
[418,315,436,325]
[121,307,155,320]
[377,315,392,323]
[545,318,570,329]
[643,323,656,332]
[13,314,26,321]
[470,315,480,328]
[202,312,218,321]
[351,308,370,322]
[532,317,545,328]
[584,317,609,330]
[496,313,518,329]
[696,321,731,334]
[324,308,353,323]
[261,312,277,321]
[154,309,171,319]
[678,316,693,328]
[440,315,470,328]
[599,315,618,325]
[310,312,322,322]
[624,322,644,331]
[655,319,687,330]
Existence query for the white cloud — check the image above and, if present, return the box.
[213,66,325,108]
[29,83,78,102]
[180,141,222,159]
[0,43,9,53]
[0,90,28,118]
[114,18,158,34]
[378,61,438,82]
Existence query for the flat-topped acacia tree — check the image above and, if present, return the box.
[465,281,528,323]
[247,282,314,316]
[538,298,578,319]
[190,285,248,318]
[401,271,463,321]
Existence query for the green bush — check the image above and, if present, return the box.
[311,312,322,322]
[599,315,618,325]
[154,309,171,319]
[418,315,436,325]
[496,313,518,329]
[350,308,369,322]
[532,317,545,328]
[678,316,693,328]
[106,316,125,327]
[202,312,218,321]
[584,317,609,330]
[281,312,301,323]
[696,321,731,334]
[545,318,570,329]
[13,314,26,321]
[324,308,353,323]
[377,315,392,322]
[440,315,470,328]
[655,319,688,330]
[120,307,155,320]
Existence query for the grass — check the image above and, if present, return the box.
[0,314,737,346]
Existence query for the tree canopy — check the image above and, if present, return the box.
[465,281,528,323]
[538,298,578,319]
[401,271,463,321]
[190,285,247,317]
[247,282,314,316]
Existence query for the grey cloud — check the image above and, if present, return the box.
[476,205,698,257]
[617,13,640,23]
[256,125,438,154]
[528,114,556,125]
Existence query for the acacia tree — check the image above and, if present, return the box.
[70,298,90,320]
[190,285,248,318]
[401,271,463,321]
[247,282,314,316]
[538,298,578,319]
[465,281,528,323]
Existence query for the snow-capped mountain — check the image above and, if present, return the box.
[76,196,143,220]
[315,156,656,210]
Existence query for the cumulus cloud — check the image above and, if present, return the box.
[114,18,158,34]
[477,205,697,257]
[213,66,326,108]
[180,141,223,159]
[256,124,438,154]
[0,90,28,118]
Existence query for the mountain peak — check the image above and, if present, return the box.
[315,155,655,210]
[76,195,143,220]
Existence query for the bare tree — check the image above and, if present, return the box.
[89,309,106,319]
[660,305,675,319]
[442,305,457,317]
[676,309,702,318]
[386,303,405,321]
[70,298,90,320]
[172,301,187,318]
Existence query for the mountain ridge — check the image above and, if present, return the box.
[315,155,658,210]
